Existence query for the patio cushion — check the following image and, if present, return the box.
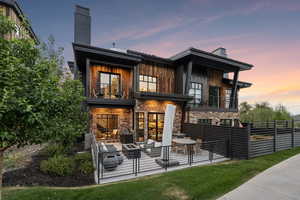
[154,142,162,147]
[147,139,155,144]
[145,148,151,153]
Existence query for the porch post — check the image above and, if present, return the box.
[185,60,193,95]
[133,64,139,93]
[86,58,90,97]
[230,69,239,108]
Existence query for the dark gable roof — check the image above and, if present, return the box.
[127,49,173,65]
[73,43,142,62]
[223,78,252,88]
[0,0,39,43]
[170,47,253,71]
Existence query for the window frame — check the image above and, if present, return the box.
[188,82,203,106]
[98,71,121,98]
[209,86,220,108]
[225,89,232,109]
[220,119,232,127]
[136,112,145,130]
[139,75,157,93]
[198,119,212,125]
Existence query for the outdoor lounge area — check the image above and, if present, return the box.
[92,136,228,184]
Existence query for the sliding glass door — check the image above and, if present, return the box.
[99,72,120,99]
[148,113,164,141]
[96,114,119,141]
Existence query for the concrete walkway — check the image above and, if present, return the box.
[218,154,300,200]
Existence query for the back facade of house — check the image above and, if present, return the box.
[71,6,253,143]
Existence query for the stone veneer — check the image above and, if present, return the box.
[135,100,183,140]
[186,111,239,125]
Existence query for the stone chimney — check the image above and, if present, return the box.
[74,5,91,45]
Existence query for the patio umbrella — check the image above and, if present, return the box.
[161,104,176,161]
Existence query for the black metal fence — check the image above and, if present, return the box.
[183,120,300,160]
[249,120,300,158]
[183,123,249,159]
[91,139,228,184]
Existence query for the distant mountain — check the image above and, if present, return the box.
[293,114,300,121]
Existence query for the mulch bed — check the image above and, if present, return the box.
[3,143,95,187]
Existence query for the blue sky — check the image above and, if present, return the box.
[19,0,300,114]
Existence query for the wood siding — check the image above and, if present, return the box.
[139,63,176,94]
[89,65,133,99]
[189,67,237,109]
[0,5,31,40]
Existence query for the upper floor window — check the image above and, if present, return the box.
[188,82,202,105]
[225,89,232,109]
[209,86,220,108]
[97,72,121,98]
[139,75,157,92]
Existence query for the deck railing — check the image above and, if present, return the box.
[91,140,228,184]
[188,95,238,110]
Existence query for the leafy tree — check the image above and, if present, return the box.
[239,101,292,122]
[0,15,87,197]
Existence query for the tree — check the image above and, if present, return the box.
[239,101,292,122]
[0,15,87,198]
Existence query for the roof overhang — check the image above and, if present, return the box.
[0,0,39,43]
[170,48,253,72]
[73,43,142,71]
[222,78,252,88]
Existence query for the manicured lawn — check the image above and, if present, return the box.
[4,147,300,200]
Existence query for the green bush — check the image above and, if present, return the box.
[78,161,94,175]
[74,152,92,163]
[40,155,75,176]
[42,143,68,157]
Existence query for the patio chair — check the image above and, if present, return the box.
[145,142,162,157]
[136,139,155,152]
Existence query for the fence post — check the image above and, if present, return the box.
[274,120,277,152]
[247,125,251,159]
[292,120,295,148]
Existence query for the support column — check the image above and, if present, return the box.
[185,60,193,95]
[230,69,239,108]
[133,64,139,93]
[86,58,90,97]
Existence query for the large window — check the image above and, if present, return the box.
[139,75,157,92]
[148,113,164,141]
[96,114,119,140]
[137,112,145,130]
[136,112,145,142]
[209,86,220,108]
[225,89,232,109]
[220,119,232,127]
[188,82,202,105]
[98,72,120,98]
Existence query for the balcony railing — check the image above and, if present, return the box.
[90,88,134,100]
[188,95,238,111]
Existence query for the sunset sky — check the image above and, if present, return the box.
[20,0,300,114]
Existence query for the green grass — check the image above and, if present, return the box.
[4,147,300,200]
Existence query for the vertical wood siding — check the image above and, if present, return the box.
[90,65,133,99]
[139,63,175,94]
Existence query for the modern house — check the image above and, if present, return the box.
[70,6,253,143]
[0,0,38,42]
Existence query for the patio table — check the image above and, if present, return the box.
[172,138,196,154]
[172,138,196,145]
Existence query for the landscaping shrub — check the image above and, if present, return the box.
[40,155,75,176]
[42,143,68,157]
[74,152,92,163]
[75,152,94,175]
[78,161,94,175]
